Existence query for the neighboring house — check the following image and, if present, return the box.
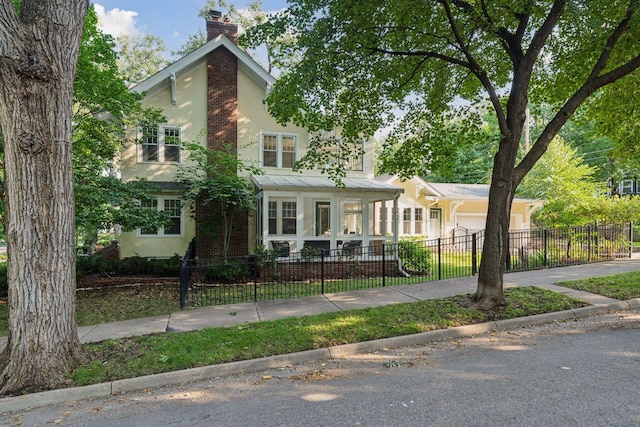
[614,177,640,196]
[117,12,404,259]
[376,175,544,239]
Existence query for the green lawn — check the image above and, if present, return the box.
[73,286,586,387]
[558,270,640,300]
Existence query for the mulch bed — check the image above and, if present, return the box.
[76,275,179,290]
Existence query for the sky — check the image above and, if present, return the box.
[93,0,289,55]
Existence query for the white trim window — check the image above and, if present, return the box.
[261,132,298,168]
[403,208,411,234]
[341,199,363,236]
[138,196,183,237]
[138,125,182,164]
[316,134,364,172]
[414,208,424,234]
[620,179,634,195]
[267,199,297,235]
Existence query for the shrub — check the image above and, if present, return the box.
[76,254,181,278]
[206,261,250,283]
[398,237,432,273]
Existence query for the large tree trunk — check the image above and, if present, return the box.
[475,133,521,309]
[0,0,89,395]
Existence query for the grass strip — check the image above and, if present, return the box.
[73,287,587,386]
[558,270,640,300]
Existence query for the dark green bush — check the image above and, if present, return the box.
[398,238,432,273]
[76,254,181,278]
[206,261,249,283]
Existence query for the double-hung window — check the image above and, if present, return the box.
[139,196,183,237]
[139,125,182,164]
[403,208,411,234]
[267,199,297,235]
[316,136,364,172]
[341,200,363,235]
[261,132,298,168]
[414,208,424,234]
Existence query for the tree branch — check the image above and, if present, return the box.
[440,0,508,136]
[515,51,640,184]
[587,0,639,82]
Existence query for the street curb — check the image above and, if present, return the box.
[1,300,637,413]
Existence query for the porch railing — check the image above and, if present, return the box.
[179,222,632,308]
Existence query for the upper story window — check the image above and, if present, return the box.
[139,125,182,164]
[316,133,364,172]
[261,132,298,168]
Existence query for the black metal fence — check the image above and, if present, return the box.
[179,222,632,308]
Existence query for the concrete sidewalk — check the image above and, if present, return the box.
[2,257,640,412]
[76,255,640,344]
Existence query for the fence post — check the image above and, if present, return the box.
[382,243,386,287]
[629,221,634,258]
[179,259,187,308]
[587,225,592,262]
[543,229,548,267]
[505,232,511,272]
[471,233,477,276]
[252,255,258,302]
[437,238,442,280]
[321,248,325,294]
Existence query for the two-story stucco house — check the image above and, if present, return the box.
[118,13,404,259]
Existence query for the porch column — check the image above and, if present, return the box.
[393,193,400,244]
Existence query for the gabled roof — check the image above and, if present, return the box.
[377,175,541,203]
[131,34,274,95]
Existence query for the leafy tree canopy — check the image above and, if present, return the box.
[257,0,639,182]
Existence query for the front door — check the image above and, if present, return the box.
[316,202,331,236]
[429,208,442,239]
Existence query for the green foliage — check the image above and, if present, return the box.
[398,237,432,273]
[116,34,169,88]
[206,261,250,283]
[518,137,604,227]
[176,141,262,257]
[587,195,640,225]
[300,245,322,261]
[76,254,181,278]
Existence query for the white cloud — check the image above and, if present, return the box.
[94,4,141,38]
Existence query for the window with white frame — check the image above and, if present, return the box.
[316,137,364,172]
[620,179,634,195]
[267,199,297,235]
[403,208,411,234]
[261,132,298,168]
[138,196,183,237]
[414,208,424,234]
[139,125,182,164]
[341,200,363,235]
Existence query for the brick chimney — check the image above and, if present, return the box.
[197,10,249,258]
[206,10,238,44]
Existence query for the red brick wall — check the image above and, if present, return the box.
[206,20,238,44]
[195,19,249,258]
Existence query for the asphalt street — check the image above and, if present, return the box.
[3,309,639,427]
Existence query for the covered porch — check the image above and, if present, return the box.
[252,174,404,256]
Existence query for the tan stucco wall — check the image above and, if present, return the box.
[120,63,208,183]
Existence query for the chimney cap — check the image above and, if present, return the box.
[209,10,222,21]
